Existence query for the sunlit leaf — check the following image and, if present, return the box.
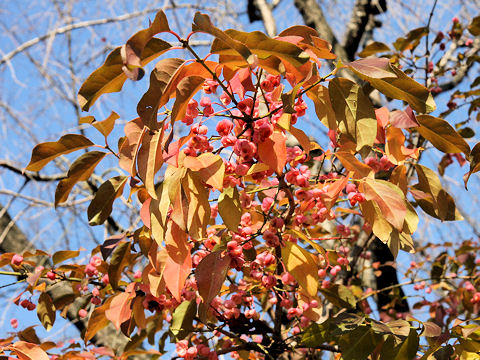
[171,76,206,122]
[10,341,50,360]
[348,61,435,113]
[52,250,80,265]
[26,134,93,172]
[184,152,225,191]
[79,111,119,138]
[105,283,136,330]
[78,38,171,111]
[358,42,391,57]
[417,114,470,156]
[218,187,242,231]
[282,241,318,297]
[257,131,287,174]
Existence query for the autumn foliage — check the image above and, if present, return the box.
[2,10,480,360]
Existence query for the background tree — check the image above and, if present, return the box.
[0,1,480,359]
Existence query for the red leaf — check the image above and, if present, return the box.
[228,67,255,99]
[195,251,231,307]
[10,341,50,360]
[140,197,152,229]
[390,106,419,128]
[257,132,287,174]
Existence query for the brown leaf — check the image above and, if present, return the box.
[87,176,128,226]
[52,250,80,265]
[192,12,254,65]
[349,61,436,114]
[55,151,106,206]
[195,251,231,307]
[78,38,171,111]
[348,58,396,79]
[36,293,56,331]
[79,111,119,137]
[464,142,480,189]
[26,134,93,172]
[108,241,131,290]
[171,76,206,122]
[416,114,470,156]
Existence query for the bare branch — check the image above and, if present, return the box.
[254,0,277,37]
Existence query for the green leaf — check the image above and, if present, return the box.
[339,326,382,360]
[301,321,331,347]
[78,38,171,111]
[358,42,391,57]
[328,77,377,152]
[348,61,435,114]
[417,115,470,156]
[37,293,56,331]
[52,250,80,265]
[107,241,131,290]
[218,186,242,231]
[319,284,356,309]
[282,241,318,297]
[55,151,107,207]
[380,329,419,360]
[170,300,196,341]
[26,134,94,172]
[87,176,128,226]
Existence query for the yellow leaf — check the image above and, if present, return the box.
[282,242,318,297]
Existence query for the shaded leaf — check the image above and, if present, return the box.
[171,76,206,122]
[120,11,171,80]
[422,321,442,337]
[170,300,197,341]
[464,142,480,189]
[87,176,128,226]
[26,134,93,172]
[393,27,428,52]
[358,42,391,57]
[319,284,356,309]
[195,251,231,309]
[137,130,164,198]
[78,38,171,111]
[339,326,382,360]
[36,293,55,331]
[281,241,318,297]
[55,151,106,206]
[218,186,242,231]
[329,77,377,152]
[417,114,470,156]
[108,241,131,290]
[468,15,480,36]
[182,170,211,240]
[413,164,463,221]
[301,322,331,347]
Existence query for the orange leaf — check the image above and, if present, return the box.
[105,283,136,330]
[257,132,287,174]
[10,341,50,360]
[164,222,192,302]
[319,176,349,211]
[184,153,225,191]
[335,151,373,179]
[360,179,407,231]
